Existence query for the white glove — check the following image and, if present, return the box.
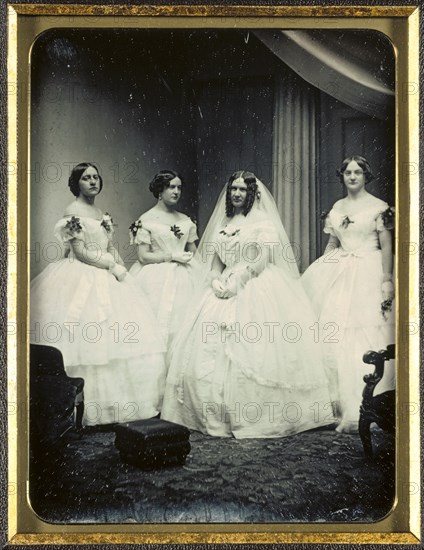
[109,262,128,282]
[212,278,226,298]
[171,251,193,264]
[382,280,394,301]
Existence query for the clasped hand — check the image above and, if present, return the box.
[381,281,394,301]
[211,277,237,299]
[109,262,128,282]
[172,251,193,264]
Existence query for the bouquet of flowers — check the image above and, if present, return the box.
[129,219,143,239]
[381,298,393,321]
[219,224,240,237]
[381,206,395,231]
[64,216,82,237]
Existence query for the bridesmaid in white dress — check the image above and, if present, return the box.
[30,163,167,426]
[129,170,198,351]
[301,156,395,433]
[162,171,333,438]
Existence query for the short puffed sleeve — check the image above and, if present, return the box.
[187,220,199,243]
[322,211,336,236]
[376,205,395,232]
[54,216,85,245]
[129,219,151,245]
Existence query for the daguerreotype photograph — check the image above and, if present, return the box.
[6,4,420,545]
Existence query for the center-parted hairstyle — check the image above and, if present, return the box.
[68,162,103,197]
[337,155,375,185]
[149,170,182,199]
[225,170,258,217]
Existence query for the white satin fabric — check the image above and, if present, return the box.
[30,215,167,425]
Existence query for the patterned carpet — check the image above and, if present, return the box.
[30,424,395,524]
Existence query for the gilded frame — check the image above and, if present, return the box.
[6,3,421,545]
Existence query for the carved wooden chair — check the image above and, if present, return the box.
[359,344,395,458]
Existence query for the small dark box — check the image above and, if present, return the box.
[115,418,191,470]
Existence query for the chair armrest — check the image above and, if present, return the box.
[66,376,85,393]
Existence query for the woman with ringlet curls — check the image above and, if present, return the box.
[161,171,332,438]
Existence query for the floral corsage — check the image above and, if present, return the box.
[219,224,240,237]
[320,209,330,222]
[381,298,393,321]
[101,213,115,234]
[129,219,143,239]
[381,206,395,231]
[64,216,83,237]
[340,215,354,229]
[170,225,184,239]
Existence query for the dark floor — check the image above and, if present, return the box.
[29,424,395,524]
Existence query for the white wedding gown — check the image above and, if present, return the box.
[162,218,333,438]
[301,199,395,433]
[30,214,167,425]
[129,216,198,351]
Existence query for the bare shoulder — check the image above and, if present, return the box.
[63,202,103,219]
[138,207,155,221]
[63,202,80,216]
[139,206,172,224]
[367,194,388,208]
[332,198,345,211]
[177,213,194,223]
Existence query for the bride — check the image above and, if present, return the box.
[161,171,333,438]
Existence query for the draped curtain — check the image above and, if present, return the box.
[255,29,395,271]
[255,30,394,120]
[272,73,317,273]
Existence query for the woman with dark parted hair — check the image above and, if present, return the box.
[129,170,198,352]
[30,162,167,426]
[302,155,395,433]
[161,170,333,438]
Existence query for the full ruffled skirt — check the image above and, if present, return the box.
[162,265,333,438]
[301,248,395,433]
[30,259,167,425]
[129,261,194,352]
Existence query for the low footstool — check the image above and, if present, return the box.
[114,418,191,470]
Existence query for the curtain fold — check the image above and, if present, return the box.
[272,73,317,273]
[255,30,394,120]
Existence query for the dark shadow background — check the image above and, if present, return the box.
[30,28,395,276]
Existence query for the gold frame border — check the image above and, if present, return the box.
[8,4,419,16]
[7,4,421,545]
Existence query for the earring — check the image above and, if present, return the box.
[159,194,162,200]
